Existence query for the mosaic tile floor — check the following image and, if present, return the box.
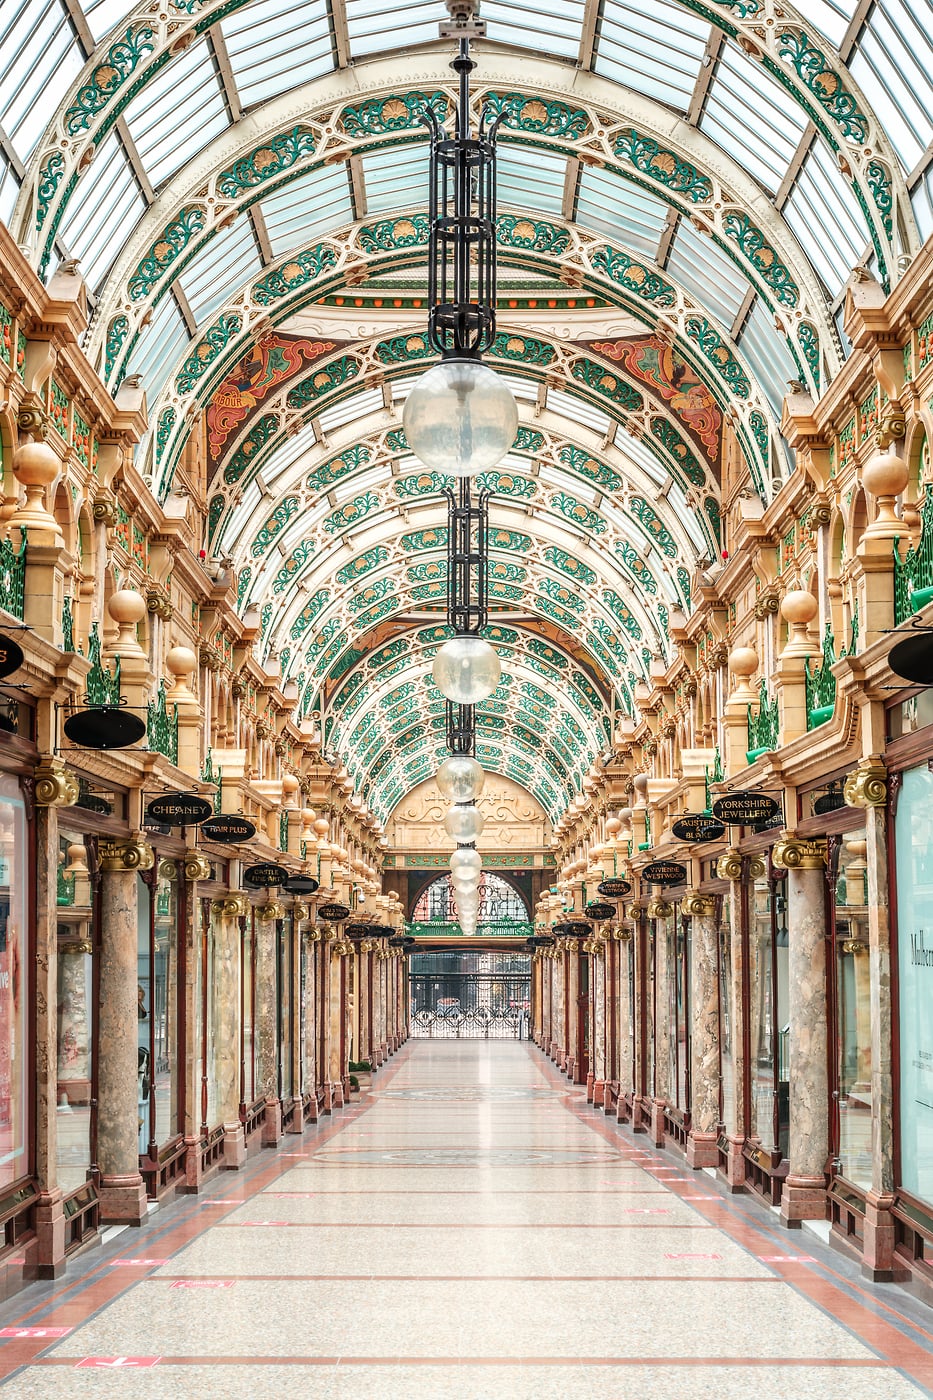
[1,1041,932,1397]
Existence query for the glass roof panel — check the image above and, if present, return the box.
[848,0,933,174]
[615,425,665,486]
[593,0,708,114]
[0,158,20,228]
[83,0,138,43]
[911,161,933,241]
[497,147,567,217]
[361,145,429,215]
[345,0,437,59]
[176,216,262,323]
[264,421,318,486]
[57,131,146,291]
[736,295,798,417]
[575,167,667,257]
[122,38,229,190]
[318,386,385,434]
[124,291,189,402]
[480,0,586,60]
[668,482,705,551]
[0,0,83,162]
[222,0,333,107]
[800,0,860,45]
[262,165,353,257]
[546,386,611,435]
[783,140,870,295]
[666,217,748,328]
[700,41,808,196]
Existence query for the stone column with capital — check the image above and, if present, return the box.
[616,932,635,1123]
[302,927,319,1121]
[97,838,153,1224]
[649,902,673,1147]
[565,943,580,1081]
[213,900,246,1168]
[715,849,759,1189]
[590,944,606,1104]
[251,904,282,1146]
[31,800,66,1276]
[684,894,720,1169]
[773,836,830,1227]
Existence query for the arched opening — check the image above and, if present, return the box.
[411,873,530,928]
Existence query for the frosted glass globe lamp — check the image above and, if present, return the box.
[433,635,501,706]
[436,756,485,803]
[403,359,518,478]
[450,848,482,878]
[451,872,479,896]
[444,803,485,843]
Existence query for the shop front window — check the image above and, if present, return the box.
[748,872,789,1154]
[56,828,93,1192]
[671,911,690,1113]
[719,899,734,1130]
[895,765,933,1208]
[832,831,872,1190]
[0,781,28,1190]
[150,861,180,1148]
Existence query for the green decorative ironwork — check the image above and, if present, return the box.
[358,215,430,253]
[538,577,584,613]
[571,358,643,411]
[349,576,395,611]
[274,543,316,595]
[64,26,157,135]
[407,560,447,584]
[218,125,316,197]
[251,495,299,557]
[704,497,722,545]
[396,471,452,498]
[57,863,75,908]
[236,565,252,610]
[176,314,242,395]
[497,215,570,254]
[542,546,596,586]
[307,444,371,492]
[722,213,799,307]
[704,748,723,812]
[62,595,76,653]
[251,244,337,306]
[894,483,933,624]
[323,491,382,533]
[490,333,554,366]
[629,496,678,557]
[477,470,536,498]
[35,151,66,232]
[401,526,448,552]
[614,130,712,203]
[590,246,676,305]
[684,317,750,396]
[557,444,621,491]
[747,679,780,762]
[777,32,869,143]
[129,206,207,301]
[797,323,820,392]
[376,331,429,364]
[105,315,130,379]
[512,428,543,453]
[155,408,176,465]
[602,590,643,640]
[208,494,225,540]
[85,623,121,706]
[285,355,360,408]
[340,91,447,137]
[549,492,606,534]
[615,541,658,593]
[279,810,289,853]
[485,92,589,139]
[201,749,221,813]
[147,680,178,763]
[336,546,390,584]
[650,418,706,486]
[487,529,532,552]
[224,413,280,484]
[805,623,841,730]
[0,529,26,620]
[867,159,894,239]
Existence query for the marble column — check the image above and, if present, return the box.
[302,929,319,1121]
[213,902,245,1168]
[774,837,829,1227]
[590,947,606,1105]
[650,904,673,1147]
[716,853,755,1190]
[254,905,282,1146]
[285,918,304,1135]
[97,841,151,1224]
[181,878,203,1187]
[31,799,65,1277]
[565,943,580,1081]
[616,932,635,1123]
[685,896,720,1169]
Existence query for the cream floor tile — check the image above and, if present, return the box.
[271,1164,655,1192]
[243,1190,689,1227]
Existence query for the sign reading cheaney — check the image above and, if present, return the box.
[711,791,780,825]
[145,793,213,826]
[641,861,686,887]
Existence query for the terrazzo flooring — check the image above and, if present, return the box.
[0,1041,931,1397]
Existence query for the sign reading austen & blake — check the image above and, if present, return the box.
[671,814,726,843]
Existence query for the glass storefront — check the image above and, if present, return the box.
[748,871,789,1155]
[671,910,690,1114]
[718,897,734,1132]
[151,861,180,1149]
[0,780,28,1190]
[55,827,93,1192]
[831,830,872,1191]
[895,764,933,1208]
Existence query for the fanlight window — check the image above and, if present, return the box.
[412,873,527,924]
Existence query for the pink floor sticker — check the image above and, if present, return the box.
[76,1357,161,1368]
[623,1208,670,1214]
[758,1255,815,1262]
[110,1259,169,1267]
[0,1326,72,1339]
[665,1252,722,1260]
[170,1280,235,1289]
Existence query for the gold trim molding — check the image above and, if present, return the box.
[99,835,154,872]
[35,759,79,808]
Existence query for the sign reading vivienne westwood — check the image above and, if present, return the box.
[641,861,686,887]
[145,793,213,826]
[895,764,933,1208]
[711,791,781,825]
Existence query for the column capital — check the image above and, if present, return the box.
[183,849,213,882]
[772,835,827,870]
[646,898,672,918]
[256,900,287,921]
[99,834,154,872]
[34,757,79,807]
[212,893,250,918]
[682,892,716,917]
[716,848,766,881]
[843,758,887,809]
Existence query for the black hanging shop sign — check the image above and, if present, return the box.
[888,631,933,687]
[318,902,351,921]
[711,790,781,825]
[641,860,687,887]
[0,635,24,680]
[243,862,289,888]
[813,789,845,816]
[585,901,615,921]
[145,793,213,826]
[671,814,726,843]
[200,814,257,843]
[282,873,320,895]
[597,877,632,899]
[64,706,146,749]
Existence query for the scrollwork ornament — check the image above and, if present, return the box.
[99,836,154,872]
[292,901,310,922]
[682,893,716,917]
[34,760,79,807]
[212,894,250,918]
[646,898,673,919]
[843,760,887,809]
[92,490,119,526]
[257,900,286,921]
[772,835,827,870]
[184,850,213,882]
[716,849,744,882]
[747,855,766,879]
[157,859,177,881]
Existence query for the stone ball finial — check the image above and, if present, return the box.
[728,645,757,678]
[632,773,649,798]
[12,440,59,487]
[165,645,196,679]
[108,588,147,625]
[282,773,300,794]
[605,817,621,837]
[313,816,330,838]
[781,589,818,626]
[863,449,911,537]
[9,440,63,541]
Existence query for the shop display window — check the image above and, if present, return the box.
[148,861,180,1150]
[55,828,93,1192]
[894,765,933,1208]
[748,871,789,1155]
[0,780,28,1190]
[831,831,872,1191]
[718,900,734,1131]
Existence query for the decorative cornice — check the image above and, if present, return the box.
[843,758,887,809]
[772,835,827,870]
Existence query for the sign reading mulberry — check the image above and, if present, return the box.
[711,791,780,825]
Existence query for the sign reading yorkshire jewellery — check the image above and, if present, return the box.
[671,814,726,843]
[200,814,257,843]
[145,793,213,826]
[711,791,781,825]
[0,635,24,680]
[641,861,687,887]
[318,902,350,921]
[243,862,289,888]
[597,877,632,899]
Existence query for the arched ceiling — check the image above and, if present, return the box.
[2,0,931,824]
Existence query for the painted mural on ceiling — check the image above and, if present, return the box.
[208,333,342,461]
[588,337,722,465]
